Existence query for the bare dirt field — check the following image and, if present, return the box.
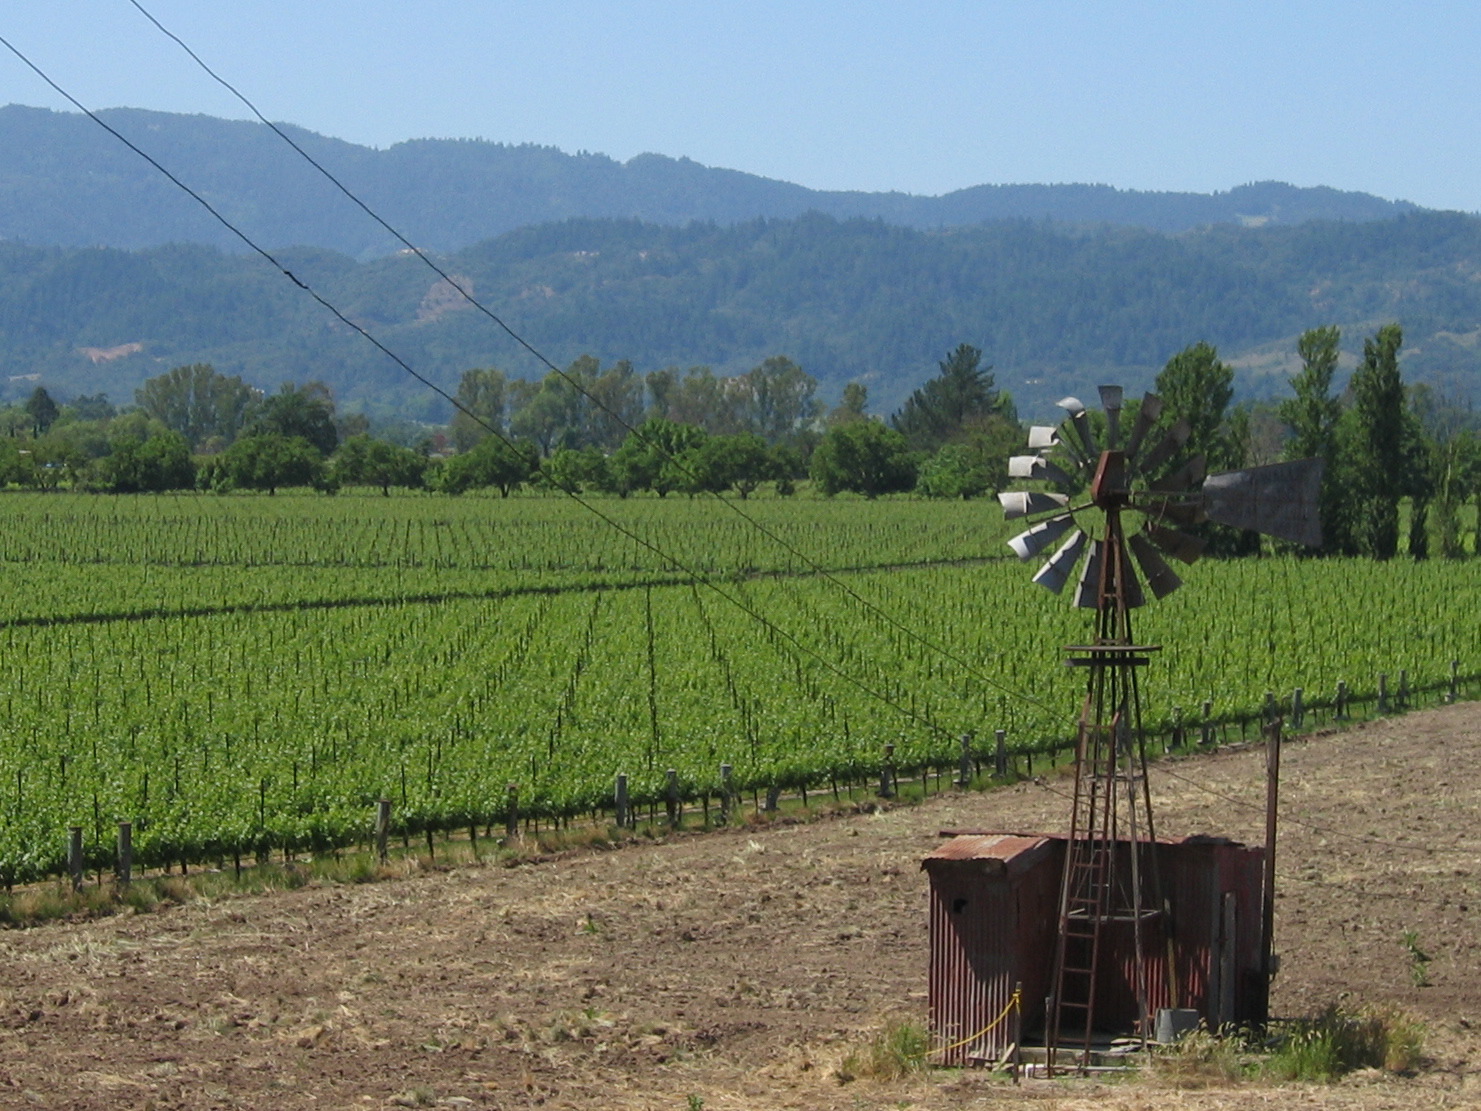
[2,704,1479,1110]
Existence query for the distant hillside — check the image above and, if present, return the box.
[3,210,1479,420]
[0,105,1423,259]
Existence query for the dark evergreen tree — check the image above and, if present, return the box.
[891,344,1003,453]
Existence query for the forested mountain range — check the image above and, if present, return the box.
[4,208,1480,421]
[1,105,1423,259]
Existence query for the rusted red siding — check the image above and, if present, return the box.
[925,833,1266,1059]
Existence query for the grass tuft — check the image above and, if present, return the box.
[836,1018,930,1083]
[1265,1003,1426,1081]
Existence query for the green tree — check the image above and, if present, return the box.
[1334,324,1412,558]
[916,442,990,499]
[540,446,608,494]
[827,382,870,426]
[329,435,428,496]
[431,436,538,497]
[809,419,917,497]
[736,357,821,442]
[249,382,339,456]
[1154,341,1236,469]
[604,418,706,497]
[449,367,507,452]
[94,432,196,493]
[1279,326,1345,552]
[213,434,325,494]
[892,344,1007,453]
[689,432,775,498]
[24,387,60,435]
[135,364,258,449]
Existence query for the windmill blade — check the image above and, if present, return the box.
[1134,416,1192,478]
[1145,523,1206,565]
[1148,453,1207,493]
[1008,513,1076,561]
[1072,539,1104,608]
[1008,455,1074,486]
[1203,458,1325,547]
[998,490,1070,519]
[1032,528,1088,594]
[1027,425,1059,451]
[1058,396,1099,458]
[1098,385,1124,449]
[1129,531,1184,599]
[1122,392,1164,463]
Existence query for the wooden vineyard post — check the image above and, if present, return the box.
[1171,706,1184,750]
[1201,699,1214,746]
[666,769,681,828]
[615,774,629,829]
[375,799,391,863]
[1449,660,1460,704]
[1336,680,1348,720]
[879,744,895,799]
[994,729,1007,778]
[1398,669,1409,710]
[505,784,519,840]
[1378,673,1389,714]
[957,732,973,788]
[116,821,132,886]
[68,826,83,893]
[719,764,733,826]
[1292,688,1304,731]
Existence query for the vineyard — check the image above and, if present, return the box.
[1,490,1477,884]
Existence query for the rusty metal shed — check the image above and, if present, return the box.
[923,832,1265,1066]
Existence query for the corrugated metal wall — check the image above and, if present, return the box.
[925,834,1266,1061]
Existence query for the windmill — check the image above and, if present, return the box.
[1000,386,1321,1071]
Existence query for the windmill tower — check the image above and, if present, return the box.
[1001,387,1321,1071]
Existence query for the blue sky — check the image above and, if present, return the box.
[3,1,1479,211]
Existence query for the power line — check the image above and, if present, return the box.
[117,0,1065,724]
[0,29,973,746]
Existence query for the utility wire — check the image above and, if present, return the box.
[0,30,966,745]
[119,0,1066,724]
[1153,761,1481,857]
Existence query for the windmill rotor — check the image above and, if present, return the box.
[1000,390,1323,608]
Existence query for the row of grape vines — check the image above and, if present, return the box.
[0,492,1474,884]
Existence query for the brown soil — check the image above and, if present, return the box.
[2,705,1480,1110]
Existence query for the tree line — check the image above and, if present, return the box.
[3,330,1476,559]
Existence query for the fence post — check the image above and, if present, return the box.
[1171,705,1184,750]
[1291,688,1304,731]
[1200,699,1214,746]
[504,784,519,840]
[957,732,973,788]
[1264,691,1278,729]
[1449,660,1460,704]
[719,763,733,826]
[1378,673,1389,714]
[994,729,1008,778]
[615,773,629,829]
[1398,669,1409,710]
[116,821,132,887]
[879,744,895,799]
[1336,680,1348,720]
[68,825,84,893]
[375,798,391,864]
[666,769,680,828]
